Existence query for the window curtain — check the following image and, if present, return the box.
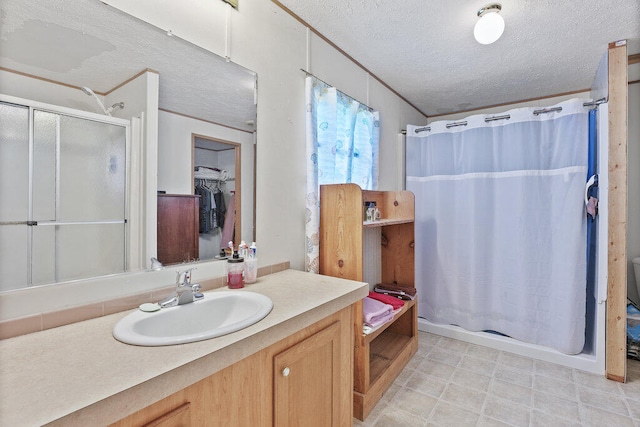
[305,76,380,273]
[406,98,590,354]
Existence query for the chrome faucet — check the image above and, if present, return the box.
[159,269,204,308]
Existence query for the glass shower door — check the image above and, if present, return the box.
[0,101,127,290]
[32,111,127,285]
[0,102,30,291]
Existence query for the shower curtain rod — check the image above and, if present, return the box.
[583,97,607,108]
[485,114,511,123]
[533,106,562,116]
[405,100,598,134]
[300,68,375,112]
[446,121,468,129]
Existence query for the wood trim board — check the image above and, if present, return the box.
[605,41,628,383]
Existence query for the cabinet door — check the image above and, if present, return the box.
[111,402,191,427]
[141,403,190,427]
[273,321,341,427]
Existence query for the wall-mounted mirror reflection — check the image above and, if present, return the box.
[0,0,257,292]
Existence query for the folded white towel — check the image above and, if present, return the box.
[194,168,229,181]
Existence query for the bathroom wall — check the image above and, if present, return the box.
[157,110,254,244]
[0,0,426,322]
[7,0,631,321]
[157,111,252,195]
[104,0,428,272]
[0,69,99,110]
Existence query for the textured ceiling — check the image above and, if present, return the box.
[277,0,640,116]
[0,0,257,131]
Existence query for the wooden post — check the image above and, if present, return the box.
[606,40,628,383]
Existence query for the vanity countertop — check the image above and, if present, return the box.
[0,269,368,426]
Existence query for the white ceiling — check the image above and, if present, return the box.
[0,0,257,131]
[277,0,640,117]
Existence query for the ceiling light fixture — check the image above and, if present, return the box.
[474,3,504,45]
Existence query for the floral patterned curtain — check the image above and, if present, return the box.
[305,76,380,273]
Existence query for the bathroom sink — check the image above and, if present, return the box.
[113,291,273,346]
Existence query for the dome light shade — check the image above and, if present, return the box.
[474,4,505,45]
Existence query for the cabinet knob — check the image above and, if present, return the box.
[282,367,291,377]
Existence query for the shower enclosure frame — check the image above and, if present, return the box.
[0,94,131,290]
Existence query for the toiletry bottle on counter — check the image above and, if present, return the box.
[227,251,244,289]
[239,240,248,258]
[244,242,257,284]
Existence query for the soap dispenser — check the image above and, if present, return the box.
[227,250,245,289]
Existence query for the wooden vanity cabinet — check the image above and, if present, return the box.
[110,305,353,427]
[157,194,200,265]
[319,183,418,421]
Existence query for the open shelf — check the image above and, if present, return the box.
[363,299,415,344]
[363,217,414,228]
[369,331,413,385]
[319,183,418,421]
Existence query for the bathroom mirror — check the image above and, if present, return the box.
[0,0,257,291]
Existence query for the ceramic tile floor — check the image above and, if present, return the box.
[354,331,640,427]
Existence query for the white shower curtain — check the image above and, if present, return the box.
[406,98,590,354]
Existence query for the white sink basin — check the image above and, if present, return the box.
[113,291,273,346]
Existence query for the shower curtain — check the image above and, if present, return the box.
[406,98,590,354]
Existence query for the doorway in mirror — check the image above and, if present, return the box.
[192,135,241,262]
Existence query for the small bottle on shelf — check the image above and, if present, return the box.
[366,203,375,221]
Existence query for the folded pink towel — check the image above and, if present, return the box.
[363,297,394,328]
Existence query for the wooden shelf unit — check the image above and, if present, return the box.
[319,183,418,421]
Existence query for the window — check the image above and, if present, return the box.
[304,76,380,273]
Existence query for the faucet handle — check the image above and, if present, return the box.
[175,269,190,286]
[176,270,187,287]
[176,267,197,288]
[192,283,204,300]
